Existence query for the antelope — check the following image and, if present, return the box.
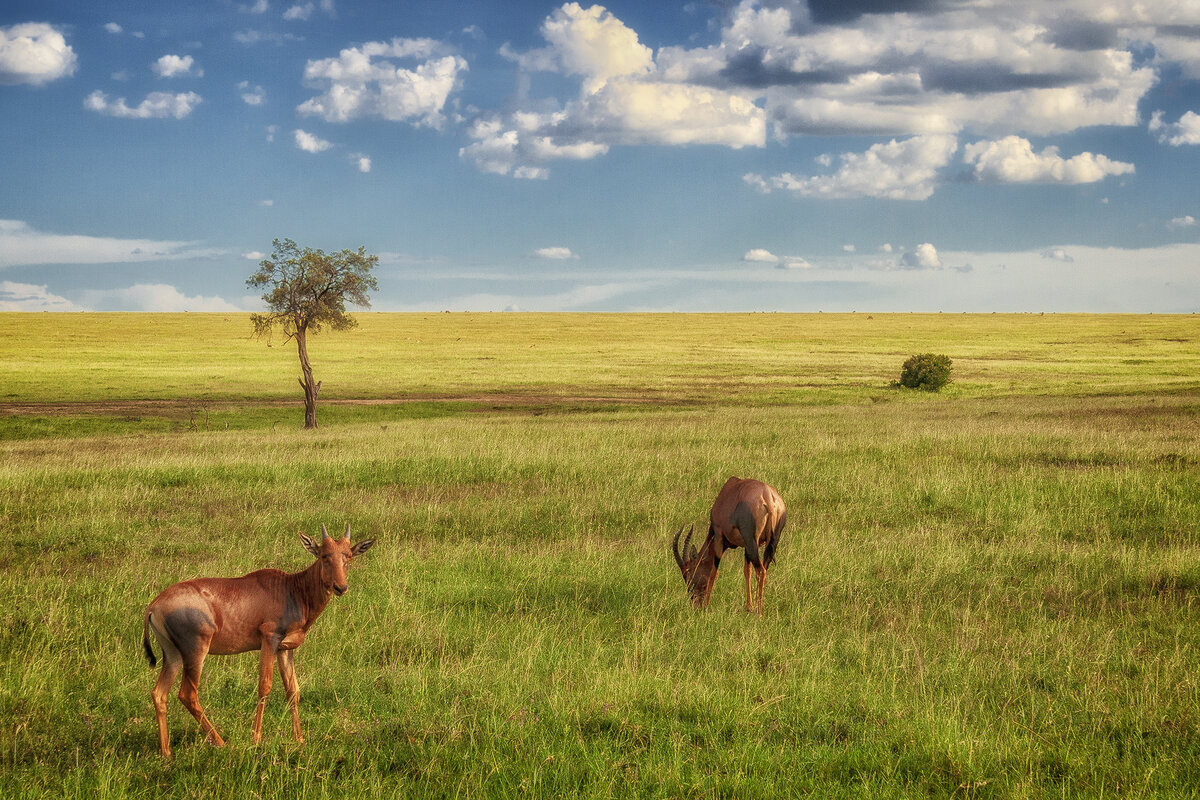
[673,477,786,612]
[141,524,375,758]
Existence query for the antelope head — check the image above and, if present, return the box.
[672,525,715,607]
[300,523,375,596]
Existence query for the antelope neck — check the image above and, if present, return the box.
[287,560,333,619]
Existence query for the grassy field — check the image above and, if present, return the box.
[0,312,1198,798]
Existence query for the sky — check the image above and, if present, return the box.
[1,0,1199,312]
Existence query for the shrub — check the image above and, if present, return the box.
[899,353,952,391]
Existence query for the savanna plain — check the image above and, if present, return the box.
[0,312,1198,799]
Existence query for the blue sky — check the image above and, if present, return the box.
[1,0,1199,312]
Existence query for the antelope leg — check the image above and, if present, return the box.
[276,649,304,744]
[252,638,278,745]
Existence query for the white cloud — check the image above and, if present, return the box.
[463,3,764,178]
[537,2,653,92]
[964,136,1134,183]
[284,3,315,21]
[741,248,809,268]
[0,23,77,86]
[1150,110,1200,146]
[900,243,942,269]
[78,284,242,312]
[239,0,269,13]
[297,38,467,128]
[531,246,578,260]
[293,128,333,152]
[352,154,371,172]
[1167,215,1197,230]
[1041,248,1075,263]
[462,1,1194,180]
[0,281,78,311]
[243,251,267,260]
[84,90,202,119]
[744,134,958,201]
[238,81,266,105]
[152,54,201,78]
[104,22,122,35]
[742,248,779,263]
[0,220,221,268]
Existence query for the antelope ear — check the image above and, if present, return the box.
[300,532,321,556]
[351,538,375,557]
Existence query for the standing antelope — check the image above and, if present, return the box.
[141,524,374,758]
[673,477,786,612]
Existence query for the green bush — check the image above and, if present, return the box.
[899,353,952,391]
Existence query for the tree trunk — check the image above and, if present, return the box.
[295,328,320,429]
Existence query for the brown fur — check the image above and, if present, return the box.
[673,477,786,612]
[141,524,374,757]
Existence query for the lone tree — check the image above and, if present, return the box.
[247,238,378,429]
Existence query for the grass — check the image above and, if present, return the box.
[0,312,1198,798]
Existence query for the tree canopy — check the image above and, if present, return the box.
[247,238,378,341]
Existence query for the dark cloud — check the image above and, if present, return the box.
[719,48,847,88]
[805,0,942,25]
[1048,19,1121,51]
[1158,25,1200,40]
[919,63,1084,95]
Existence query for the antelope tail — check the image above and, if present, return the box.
[142,611,157,669]
[763,509,786,569]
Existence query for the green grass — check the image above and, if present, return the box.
[0,313,1198,798]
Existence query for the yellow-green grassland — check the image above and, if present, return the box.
[1,312,1197,798]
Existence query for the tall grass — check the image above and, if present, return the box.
[0,314,1198,797]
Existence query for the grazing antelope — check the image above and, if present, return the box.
[141,524,374,758]
[673,477,786,612]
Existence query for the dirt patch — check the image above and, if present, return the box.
[0,392,671,419]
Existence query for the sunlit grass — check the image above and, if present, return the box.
[0,314,1198,797]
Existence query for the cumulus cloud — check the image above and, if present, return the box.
[744,134,958,201]
[84,90,202,119]
[742,248,779,263]
[0,220,220,268]
[0,281,78,311]
[531,246,578,260]
[704,0,1156,138]
[293,128,333,152]
[900,243,942,269]
[1150,111,1200,146]
[352,153,371,172]
[458,1,1198,182]
[152,54,201,78]
[0,22,77,86]
[297,38,467,128]
[462,3,764,177]
[1167,215,1197,230]
[964,136,1134,183]
[104,22,123,35]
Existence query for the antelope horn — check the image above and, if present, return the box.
[320,523,331,541]
[344,522,351,542]
[683,525,695,561]
[672,526,686,569]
